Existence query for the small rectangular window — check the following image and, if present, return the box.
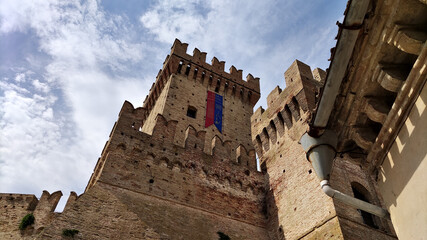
[187,106,197,118]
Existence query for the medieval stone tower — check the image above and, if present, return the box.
[1,39,399,239]
[251,60,396,239]
[77,39,268,239]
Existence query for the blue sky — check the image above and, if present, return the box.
[0,0,346,211]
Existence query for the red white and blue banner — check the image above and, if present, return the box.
[205,91,223,132]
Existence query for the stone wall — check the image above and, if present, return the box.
[0,191,63,239]
[82,99,269,239]
[40,182,269,240]
[252,59,396,240]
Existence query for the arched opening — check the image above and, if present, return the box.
[185,64,191,76]
[201,71,206,83]
[215,79,221,93]
[224,81,229,93]
[351,182,378,229]
[256,135,263,154]
[177,60,183,73]
[193,68,198,80]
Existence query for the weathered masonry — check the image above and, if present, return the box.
[1,0,426,239]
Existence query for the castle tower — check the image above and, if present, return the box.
[27,39,270,239]
[140,39,260,156]
[251,60,395,239]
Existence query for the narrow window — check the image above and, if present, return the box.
[185,64,191,75]
[193,68,198,80]
[186,106,197,118]
[215,79,221,93]
[201,71,206,83]
[177,60,183,73]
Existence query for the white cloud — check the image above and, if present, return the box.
[139,0,343,108]
[0,0,152,210]
[0,75,76,191]
[139,0,278,59]
[0,0,346,211]
[32,79,50,93]
[14,73,26,82]
[140,0,207,45]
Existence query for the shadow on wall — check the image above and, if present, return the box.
[260,164,285,240]
[380,84,427,206]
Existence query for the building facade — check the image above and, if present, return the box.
[1,0,426,239]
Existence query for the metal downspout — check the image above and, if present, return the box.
[321,180,390,219]
[300,131,390,219]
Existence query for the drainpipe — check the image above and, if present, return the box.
[300,131,390,219]
[295,0,390,219]
[321,180,389,218]
[312,0,371,129]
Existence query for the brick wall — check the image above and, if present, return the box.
[252,59,395,239]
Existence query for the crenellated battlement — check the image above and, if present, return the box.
[87,101,263,193]
[169,39,260,97]
[141,39,261,128]
[0,191,64,214]
[0,193,38,211]
[251,60,325,160]
[0,190,82,237]
[82,100,268,227]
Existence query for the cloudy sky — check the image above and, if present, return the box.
[0,0,346,211]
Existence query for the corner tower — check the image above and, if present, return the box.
[252,60,395,239]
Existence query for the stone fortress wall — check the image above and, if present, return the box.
[0,39,269,240]
[0,39,399,239]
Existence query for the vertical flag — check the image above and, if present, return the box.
[205,91,223,132]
